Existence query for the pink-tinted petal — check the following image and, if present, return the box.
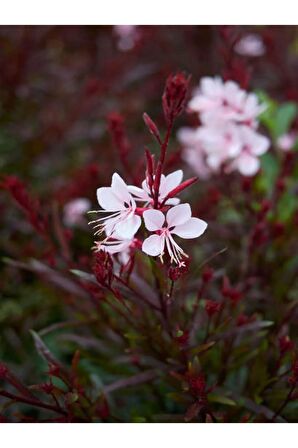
[115,214,141,239]
[160,170,183,197]
[172,217,208,239]
[128,185,148,200]
[251,134,270,156]
[237,153,260,176]
[167,203,191,227]
[142,234,164,256]
[143,209,165,231]
[165,197,180,206]
[97,187,125,211]
[111,173,132,204]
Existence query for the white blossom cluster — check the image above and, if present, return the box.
[178,76,270,177]
[89,172,207,265]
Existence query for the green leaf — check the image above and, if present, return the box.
[208,394,237,406]
[30,330,61,366]
[257,152,279,193]
[274,103,297,139]
[189,341,216,356]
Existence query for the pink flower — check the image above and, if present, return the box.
[64,198,91,227]
[113,25,139,51]
[277,132,297,152]
[178,127,211,179]
[198,119,242,171]
[142,204,207,265]
[227,126,270,176]
[235,34,266,57]
[188,76,265,126]
[128,170,183,206]
[90,173,141,240]
[94,233,135,264]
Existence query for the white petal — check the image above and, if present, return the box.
[103,240,130,254]
[97,187,125,211]
[128,185,149,200]
[237,153,260,176]
[160,170,183,197]
[111,173,132,204]
[165,198,180,206]
[251,134,270,156]
[172,217,208,239]
[142,234,164,256]
[115,214,141,239]
[167,203,191,227]
[143,209,165,231]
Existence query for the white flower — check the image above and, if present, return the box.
[142,204,207,265]
[227,126,270,176]
[235,34,266,57]
[178,127,211,179]
[198,119,242,171]
[94,233,134,265]
[188,76,264,126]
[128,170,183,206]
[114,25,139,51]
[277,132,297,152]
[64,198,91,227]
[90,173,141,240]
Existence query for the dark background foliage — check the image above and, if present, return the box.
[0,25,297,422]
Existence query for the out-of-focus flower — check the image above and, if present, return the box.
[178,128,211,179]
[129,170,183,206]
[64,198,91,227]
[113,25,139,51]
[142,204,207,265]
[198,119,242,170]
[179,76,270,177]
[90,173,141,240]
[188,77,264,125]
[277,132,297,152]
[235,34,266,57]
[227,126,270,176]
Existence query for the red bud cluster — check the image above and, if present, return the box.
[162,72,190,124]
[93,251,114,287]
[279,335,294,356]
[222,276,242,305]
[168,259,189,281]
[205,300,222,317]
[1,175,48,236]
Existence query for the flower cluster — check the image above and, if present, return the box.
[89,171,207,266]
[178,76,270,177]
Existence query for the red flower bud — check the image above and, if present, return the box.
[161,177,197,205]
[202,266,214,283]
[205,300,222,317]
[279,335,294,355]
[143,113,161,143]
[93,251,114,286]
[0,363,8,379]
[162,72,190,124]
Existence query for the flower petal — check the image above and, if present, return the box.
[128,185,149,201]
[115,214,141,239]
[166,203,191,227]
[160,170,183,197]
[97,187,125,211]
[143,209,165,231]
[172,217,208,239]
[111,173,132,204]
[142,234,164,256]
[165,198,180,206]
[237,153,260,176]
